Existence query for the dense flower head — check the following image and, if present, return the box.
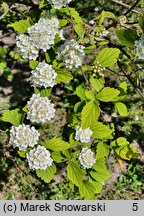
[16,34,39,60]
[29,61,57,88]
[26,145,53,170]
[135,35,144,60]
[28,16,63,52]
[9,124,40,151]
[57,39,85,69]
[75,126,92,143]
[78,147,96,169]
[47,0,72,9]
[27,93,56,124]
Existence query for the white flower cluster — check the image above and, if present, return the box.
[28,17,63,52]
[135,35,144,60]
[16,16,63,60]
[26,145,53,170]
[78,147,96,169]
[9,124,40,151]
[27,94,56,124]
[47,0,72,9]
[75,126,92,143]
[16,34,39,60]
[29,61,57,88]
[57,39,85,69]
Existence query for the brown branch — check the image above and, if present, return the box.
[111,0,140,13]
[124,0,141,15]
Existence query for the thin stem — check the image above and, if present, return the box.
[111,0,140,13]
[124,0,141,16]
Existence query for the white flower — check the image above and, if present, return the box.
[78,147,96,169]
[47,0,72,9]
[135,35,144,60]
[27,94,55,124]
[29,61,57,88]
[16,34,39,60]
[28,16,63,52]
[26,145,53,170]
[75,126,92,143]
[9,124,40,151]
[57,39,85,69]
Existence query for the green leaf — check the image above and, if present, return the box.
[119,81,127,93]
[74,24,85,37]
[1,109,22,126]
[75,86,87,101]
[97,87,120,102]
[90,76,105,92]
[110,137,139,160]
[29,60,39,69]
[91,158,111,183]
[67,161,83,187]
[116,29,139,47]
[59,19,68,27]
[36,164,56,183]
[97,10,115,25]
[94,48,120,67]
[79,181,96,199]
[81,100,100,128]
[0,62,6,70]
[34,88,52,97]
[17,150,26,158]
[89,179,103,194]
[91,122,112,139]
[115,102,128,116]
[51,151,65,163]
[43,137,70,151]
[69,8,83,24]
[85,90,96,100]
[96,142,109,158]
[74,101,85,113]
[39,0,48,9]
[8,18,32,33]
[55,69,73,83]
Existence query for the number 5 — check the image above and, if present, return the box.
[132,203,138,211]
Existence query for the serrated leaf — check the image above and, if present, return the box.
[55,69,73,83]
[96,142,109,158]
[110,137,139,160]
[67,161,83,187]
[85,90,95,100]
[43,137,70,151]
[51,151,65,163]
[79,181,96,199]
[91,122,112,139]
[116,29,139,47]
[8,18,32,33]
[97,87,120,102]
[115,102,128,116]
[81,100,100,128]
[29,60,39,69]
[74,24,85,37]
[91,158,111,182]
[94,48,120,67]
[89,179,103,194]
[75,86,87,101]
[36,164,56,183]
[69,8,83,24]
[1,109,22,126]
[90,76,105,92]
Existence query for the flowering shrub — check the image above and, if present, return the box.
[1,0,144,199]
